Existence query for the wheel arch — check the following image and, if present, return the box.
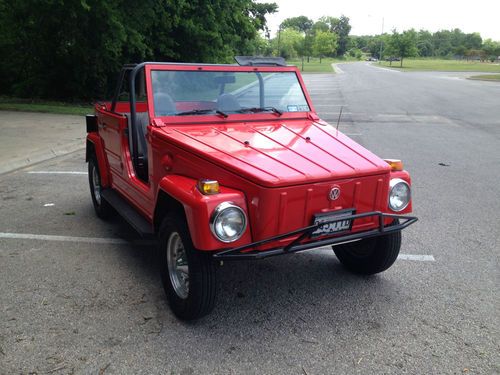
[86,134,110,187]
[153,189,187,234]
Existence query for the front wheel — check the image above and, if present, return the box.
[333,223,401,275]
[88,157,114,219]
[158,214,216,320]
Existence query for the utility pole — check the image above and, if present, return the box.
[379,17,384,62]
[277,25,282,57]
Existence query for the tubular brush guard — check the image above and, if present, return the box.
[213,212,418,260]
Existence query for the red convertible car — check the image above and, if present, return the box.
[85,57,417,320]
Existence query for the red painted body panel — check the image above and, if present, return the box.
[87,62,414,252]
[157,175,251,250]
[86,131,110,187]
[157,120,390,188]
[95,104,154,222]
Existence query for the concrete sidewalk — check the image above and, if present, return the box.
[0,111,86,175]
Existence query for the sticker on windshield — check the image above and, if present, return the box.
[288,105,309,112]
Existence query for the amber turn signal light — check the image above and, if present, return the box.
[198,179,220,195]
[384,159,404,171]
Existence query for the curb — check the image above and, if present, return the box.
[331,64,344,74]
[0,140,85,176]
[466,77,500,82]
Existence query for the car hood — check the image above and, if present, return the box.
[157,119,390,188]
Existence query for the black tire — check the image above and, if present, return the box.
[88,157,114,219]
[333,221,401,275]
[158,213,217,320]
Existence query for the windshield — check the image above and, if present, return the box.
[150,70,310,117]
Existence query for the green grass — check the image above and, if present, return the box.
[379,59,500,73]
[288,57,359,73]
[468,74,500,81]
[0,97,92,115]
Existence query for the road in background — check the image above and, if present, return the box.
[1,63,499,374]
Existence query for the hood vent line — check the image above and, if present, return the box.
[172,128,282,180]
[253,128,333,174]
[280,123,356,170]
[312,122,379,167]
[212,127,309,177]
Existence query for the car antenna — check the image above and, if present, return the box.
[336,106,343,136]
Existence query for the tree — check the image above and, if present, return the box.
[248,1,279,40]
[347,48,363,59]
[330,15,352,56]
[312,20,329,34]
[0,0,277,100]
[416,30,434,57]
[280,16,313,33]
[280,16,314,61]
[432,30,453,57]
[482,39,500,62]
[312,31,338,62]
[366,36,383,59]
[387,29,418,67]
[316,15,351,56]
[464,32,482,50]
[274,28,304,58]
[350,35,370,51]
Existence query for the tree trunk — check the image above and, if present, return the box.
[400,57,403,68]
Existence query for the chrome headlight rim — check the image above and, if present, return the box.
[209,202,247,243]
[388,178,411,212]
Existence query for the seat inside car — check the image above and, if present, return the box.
[217,94,241,112]
[154,92,176,116]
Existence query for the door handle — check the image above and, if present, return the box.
[98,122,107,130]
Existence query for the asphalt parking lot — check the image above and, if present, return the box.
[1,63,499,374]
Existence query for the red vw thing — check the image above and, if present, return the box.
[86,57,417,320]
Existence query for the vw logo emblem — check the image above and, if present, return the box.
[329,186,341,201]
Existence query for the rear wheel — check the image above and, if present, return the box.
[88,157,113,219]
[333,222,401,275]
[158,213,216,320]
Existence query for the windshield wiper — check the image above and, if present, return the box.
[237,107,283,116]
[175,109,228,118]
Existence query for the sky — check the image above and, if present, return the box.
[263,0,500,41]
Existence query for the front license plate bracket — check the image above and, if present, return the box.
[310,209,355,238]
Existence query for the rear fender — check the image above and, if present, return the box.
[158,175,251,251]
[86,133,110,188]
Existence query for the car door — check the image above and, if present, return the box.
[109,66,155,219]
[97,110,127,182]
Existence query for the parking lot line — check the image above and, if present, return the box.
[398,254,435,261]
[0,232,128,244]
[27,171,87,175]
[317,112,353,116]
[0,232,434,261]
[308,89,341,92]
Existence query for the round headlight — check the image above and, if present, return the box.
[389,178,411,212]
[210,202,247,243]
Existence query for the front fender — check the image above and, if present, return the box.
[158,175,252,251]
